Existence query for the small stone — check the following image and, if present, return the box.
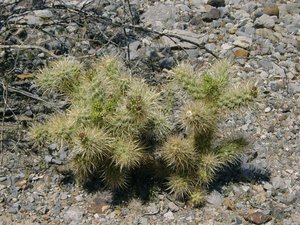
[64,206,84,222]
[139,217,148,225]
[264,107,272,113]
[164,211,174,220]
[168,202,179,212]
[207,0,225,8]
[263,4,279,17]
[271,176,285,190]
[60,193,68,200]
[27,196,35,203]
[44,155,52,163]
[24,110,33,117]
[233,48,249,58]
[207,190,223,206]
[203,8,221,22]
[241,211,272,225]
[159,57,175,70]
[254,14,275,29]
[270,80,284,92]
[75,195,83,202]
[233,36,252,49]
[263,182,273,190]
[48,143,58,151]
[288,83,300,94]
[34,10,53,19]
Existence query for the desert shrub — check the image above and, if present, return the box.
[30,56,257,206]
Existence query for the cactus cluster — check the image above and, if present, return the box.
[30,56,257,206]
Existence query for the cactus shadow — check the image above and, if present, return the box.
[208,161,271,192]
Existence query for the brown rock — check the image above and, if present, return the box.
[223,198,235,211]
[240,211,272,225]
[88,196,111,214]
[233,48,249,58]
[263,4,279,17]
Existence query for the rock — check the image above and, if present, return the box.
[141,3,177,29]
[233,36,252,49]
[139,217,148,225]
[270,80,284,92]
[159,57,175,70]
[233,48,249,58]
[190,14,204,26]
[168,202,179,212]
[207,190,223,206]
[128,41,141,60]
[34,10,53,19]
[264,107,272,113]
[240,211,272,225]
[64,206,84,223]
[88,196,110,214]
[263,4,279,17]
[24,110,33,117]
[254,14,275,29]
[288,83,300,94]
[286,3,300,15]
[271,176,285,190]
[256,29,279,42]
[48,143,58,151]
[44,155,52,164]
[164,211,174,220]
[203,8,221,22]
[26,15,42,26]
[207,0,225,8]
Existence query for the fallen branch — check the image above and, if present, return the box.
[0,81,60,111]
[0,44,60,59]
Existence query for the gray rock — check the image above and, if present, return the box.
[44,155,52,163]
[0,176,7,182]
[34,10,53,19]
[52,159,62,165]
[64,206,84,223]
[168,202,179,212]
[286,3,300,15]
[128,41,141,60]
[288,83,300,94]
[66,23,79,33]
[270,80,284,92]
[233,36,252,49]
[271,176,285,190]
[159,57,175,70]
[147,203,158,214]
[263,182,273,190]
[203,8,221,22]
[256,28,279,42]
[141,3,177,29]
[254,14,275,29]
[164,211,174,220]
[26,15,42,26]
[207,190,223,206]
[139,217,148,225]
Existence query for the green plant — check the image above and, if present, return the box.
[35,58,83,94]
[30,56,257,205]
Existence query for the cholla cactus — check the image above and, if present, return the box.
[35,58,83,94]
[30,56,257,207]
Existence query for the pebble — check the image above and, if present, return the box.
[207,190,223,206]
[63,206,84,223]
[164,211,174,220]
[168,202,179,212]
[254,14,275,29]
